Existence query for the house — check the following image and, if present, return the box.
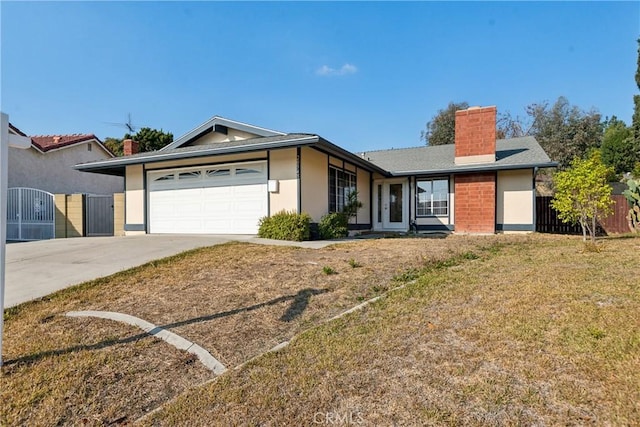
[75,106,556,235]
[8,123,123,195]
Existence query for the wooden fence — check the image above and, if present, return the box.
[536,195,630,235]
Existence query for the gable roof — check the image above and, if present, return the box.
[75,133,389,177]
[363,136,557,175]
[161,116,286,151]
[30,134,103,153]
[9,121,115,156]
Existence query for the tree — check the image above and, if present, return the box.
[551,151,614,243]
[526,96,603,169]
[421,102,469,146]
[600,116,635,175]
[104,127,173,156]
[103,137,123,156]
[496,111,526,139]
[125,127,173,152]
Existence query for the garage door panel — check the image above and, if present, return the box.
[148,162,267,234]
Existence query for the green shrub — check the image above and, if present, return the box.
[318,212,348,239]
[258,210,311,241]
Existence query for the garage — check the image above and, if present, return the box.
[148,161,268,234]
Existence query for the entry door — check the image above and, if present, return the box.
[374,180,408,231]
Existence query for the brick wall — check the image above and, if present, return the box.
[455,106,496,160]
[123,139,139,156]
[454,173,496,233]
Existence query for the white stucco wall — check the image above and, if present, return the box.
[356,168,371,225]
[269,148,298,214]
[125,165,145,229]
[496,169,534,226]
[8,142,123,194]
[300,147,328,222]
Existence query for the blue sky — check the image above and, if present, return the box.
[1,1,638,152]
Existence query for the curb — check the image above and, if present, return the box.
[66,310,226,375]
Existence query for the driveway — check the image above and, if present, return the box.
[4,235,249,307]
[4,235,341,308]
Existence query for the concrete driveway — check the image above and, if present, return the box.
[4,235,255,308]
[4,235,342,308]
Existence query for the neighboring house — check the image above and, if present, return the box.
[8,123,123,195]
[75,106,556,235]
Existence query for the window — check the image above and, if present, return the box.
[87,143,92,152]
[206,168,230,177]
[235,167,261,175]
[153,173,174,182]
[329,166,356,212]
[178,171,201,180]
[416,179,449,216]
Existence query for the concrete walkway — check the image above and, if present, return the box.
[4,235,342,308]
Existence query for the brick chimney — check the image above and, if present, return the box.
[123,139,139,156]
[454,106,496,165]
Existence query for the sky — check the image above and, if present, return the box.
[1,1,639,152]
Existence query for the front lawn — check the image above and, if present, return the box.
[142,235,640,426]
[2,235,492,425]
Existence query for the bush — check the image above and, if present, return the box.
[258,210,311,241]
[318,212,348,239]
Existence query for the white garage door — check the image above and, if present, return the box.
[148,161,268,234]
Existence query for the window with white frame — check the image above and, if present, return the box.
[329,166,356,212]
[416,178,449,216]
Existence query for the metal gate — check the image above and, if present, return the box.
[6,187,55,241]
[84,194,114,236]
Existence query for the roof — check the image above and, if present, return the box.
[75,133,389,177]
[30,134,102,152]
[8,123,27,137]
[161,116,286,151]
[362,136,557,175]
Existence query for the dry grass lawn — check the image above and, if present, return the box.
[140,234,640,426]
[2,235,492,426]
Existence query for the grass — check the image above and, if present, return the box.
[2,234,638,425]
[138,234,640,426]
[2,236,490,426]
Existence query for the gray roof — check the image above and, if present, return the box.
[75,133,388,176]
[363,136,556,175]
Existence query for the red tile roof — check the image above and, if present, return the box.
[30,134,101,152]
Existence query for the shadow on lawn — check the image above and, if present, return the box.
[3,288,329,368]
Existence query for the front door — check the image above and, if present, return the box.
[374,179,408,231]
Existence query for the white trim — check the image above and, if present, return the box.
[1,113,8,367]
[1,113,32,367]
[373,178,409,231]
